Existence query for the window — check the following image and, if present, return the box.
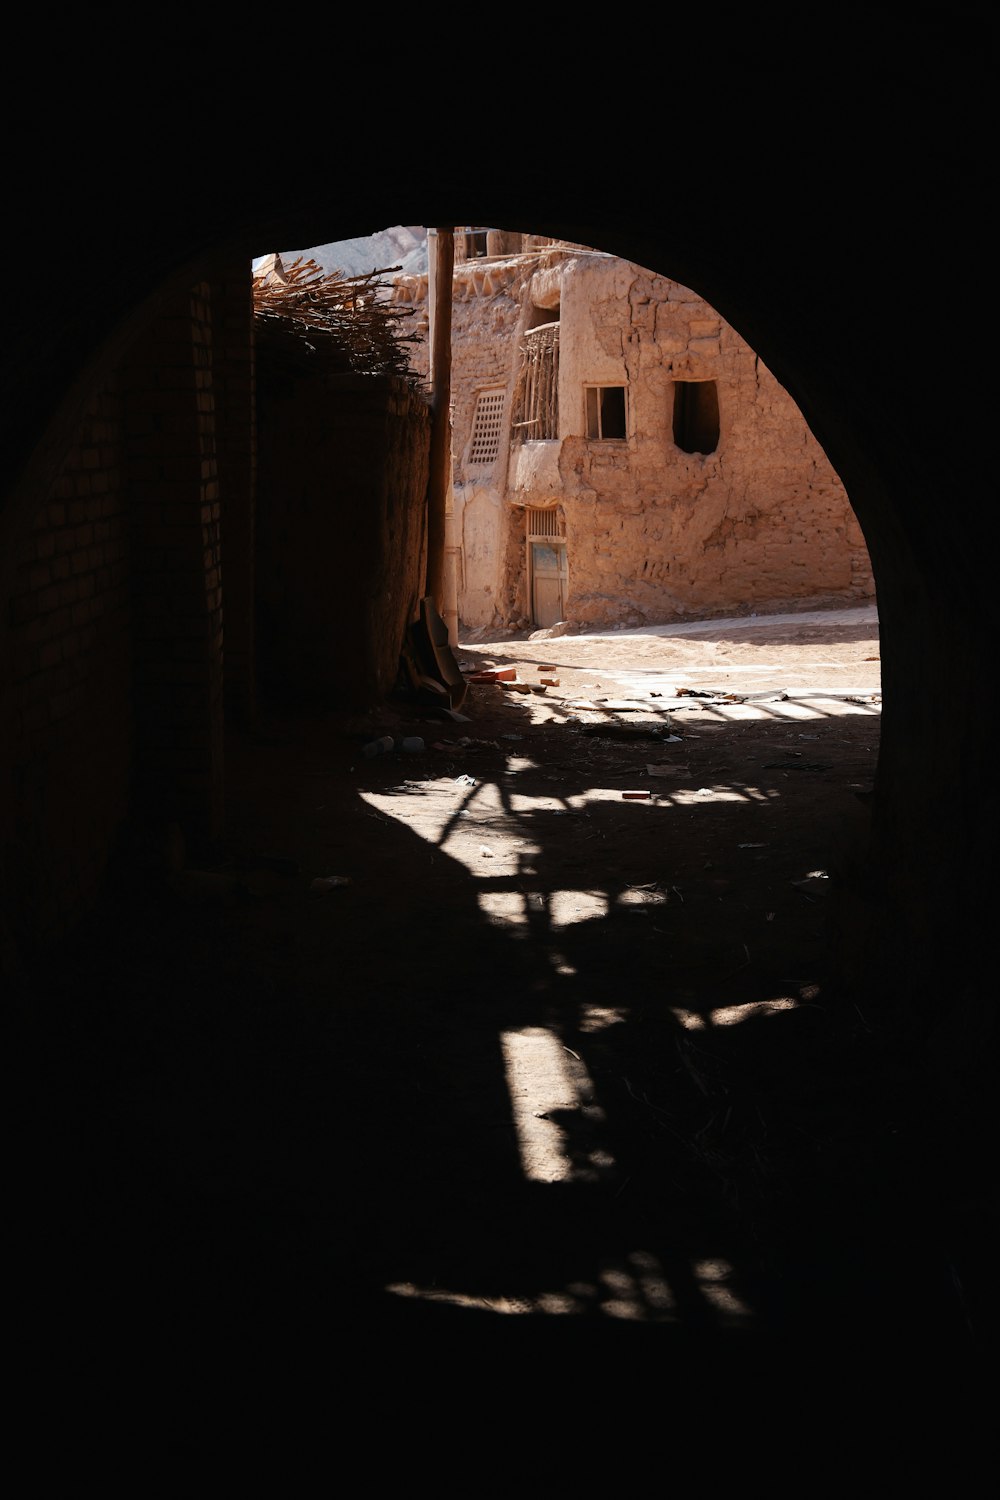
[672,380,719,454]
[461,227,489,259]
[468,389,506,466]
[585,385,627,440]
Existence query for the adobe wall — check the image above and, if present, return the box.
[523,253,874,627]
[393,255,534,630]
[255,371,431,708]
[397,246,875,633]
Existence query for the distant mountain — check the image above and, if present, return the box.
[253,226,428,281]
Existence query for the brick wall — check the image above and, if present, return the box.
[4,380,132,944]
[121,282,225,851]
[1,260,420,957]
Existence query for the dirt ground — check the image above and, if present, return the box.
[13,601,989,1416]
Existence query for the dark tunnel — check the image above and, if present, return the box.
[2,15,994,1460]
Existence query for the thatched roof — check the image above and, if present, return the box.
[252,254,425,388]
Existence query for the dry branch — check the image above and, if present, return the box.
[252,255,425,387]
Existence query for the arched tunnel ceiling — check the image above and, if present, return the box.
[4,17,990,562]
[1,19,989,538]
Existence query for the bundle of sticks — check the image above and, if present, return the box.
[252,255,424,384]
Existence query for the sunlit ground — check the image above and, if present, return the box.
[363,707,872,1324]
[364,609,883,1324]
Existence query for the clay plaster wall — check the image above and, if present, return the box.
[394,254,534,629]
[396,243,874,633]
[536,253,874,627]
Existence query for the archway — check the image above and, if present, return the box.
[2,24,992,1411]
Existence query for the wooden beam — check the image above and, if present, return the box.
[425,226,454,608]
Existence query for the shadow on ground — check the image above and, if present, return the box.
[10,681,990,1418]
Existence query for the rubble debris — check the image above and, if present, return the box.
[468,667,517,683]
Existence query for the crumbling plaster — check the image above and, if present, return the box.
[397,241,873,633]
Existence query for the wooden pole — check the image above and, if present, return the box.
[425,226,454,608]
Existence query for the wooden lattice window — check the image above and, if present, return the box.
[468,389,506,466]
[525,507,565,539]
[512,323,560,442]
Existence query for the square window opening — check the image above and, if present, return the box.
[585,385,627,441]
[672,380,720,454]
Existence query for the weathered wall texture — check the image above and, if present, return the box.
[394,253,530,629]
[544,254,874,628]
[255,372,431,708]
[395,242,874,633]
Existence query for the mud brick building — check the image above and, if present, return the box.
[394,235,874,632]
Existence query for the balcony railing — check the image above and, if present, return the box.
[511,322,559,442]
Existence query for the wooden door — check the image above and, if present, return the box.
[531,540,567,627]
